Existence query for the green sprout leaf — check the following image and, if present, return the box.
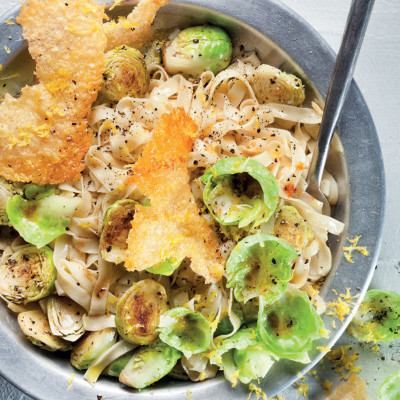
[201,157,279,229]
[6,185,80,248]
[226,233,297,303]
[209,325,274,385]
[146,257,182,276]
[158,307,212,358]
[378,370,400,400]
[348,289,400,343]
[257,286,324,363]
[273,205,314,252]
[119,341,181,389]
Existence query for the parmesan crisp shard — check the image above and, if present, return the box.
[0,0,106,184]
[125,108,224,283]
[104,0,169,51]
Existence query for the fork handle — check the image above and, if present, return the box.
[308,0,375,185]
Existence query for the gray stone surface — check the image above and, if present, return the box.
[0,0,399,398]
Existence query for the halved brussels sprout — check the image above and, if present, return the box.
[378,370,400,400]
[119,341,181,389]
[142,29,172,66]
[70,328,117,370]
[100,45,150,102]
[146,257,182,276]
[116,279,168,345]
[201,157,279,228]
[158,307,212,358]
[105,350,135,377]
[348,289,400,343]
[100,199,137,264]
[209,325,274,385]
[226,233,297,303]
[47,296,85,342]
[18,310,71,352]
[6,185,80,248]
[249,64,305,106]
[163,25,232,78]
[0,245,56,304]
[273,205,314,252]
[257,286,324,363]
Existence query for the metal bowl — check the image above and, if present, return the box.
[0,0,385,398]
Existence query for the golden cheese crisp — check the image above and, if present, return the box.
[125,108,224,283]
[104,0,169,51]
[0,0,106,184]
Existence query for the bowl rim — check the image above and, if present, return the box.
[0,0,385,399]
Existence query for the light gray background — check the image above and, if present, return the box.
[0,0,399,399]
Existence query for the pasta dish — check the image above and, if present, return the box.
[0,0,344,391]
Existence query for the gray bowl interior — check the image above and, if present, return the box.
[0,1,385,399]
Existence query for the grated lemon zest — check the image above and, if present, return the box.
[321,380,332,395]
[67,373,74,391]
[317,345,331,353]
[247,383,268,400]
[371,344,380,354]
[230,370,240,388]
[326,297,351,322]
[294,378,309,399]
[325,345,361,380]
[343,236,369,263]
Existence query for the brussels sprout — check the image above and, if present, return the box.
[119,341,181,389]
[378,370,400,400]
[201,157,279,228]
[158,308,212,358]
[214,308,244,336]
[70,328,117,370]
[100,45,150,102]
[163,25,232,78]
[100,199,138,264]
[105,350,135,377]
[146,257,182,276]
[209,325,274,385]
[273,205,314,252]
[142,29,172,66]
[6,185,80,248]
[116,279,168,345]
[226,233,297,303]
[257,286,324,363]
[17,310,71,352]
[47,296,85,342]
[348,289,400,343]
[249,64,305,106]
[0,245,56,304]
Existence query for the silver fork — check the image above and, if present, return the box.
[306,0,375,215]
